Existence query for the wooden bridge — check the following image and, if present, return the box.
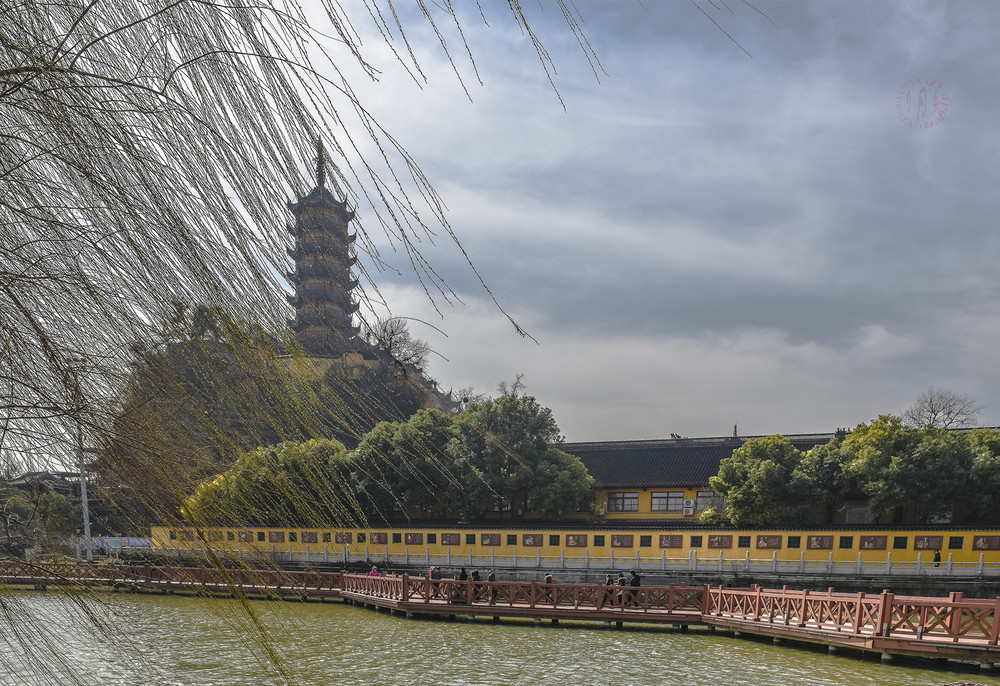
[4,560,1000,668]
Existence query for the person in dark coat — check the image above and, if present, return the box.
[628,569,641,607]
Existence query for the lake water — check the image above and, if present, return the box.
[3,590,999,686]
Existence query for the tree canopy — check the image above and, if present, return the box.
[707,418,1000,526]
[183,394,593,525]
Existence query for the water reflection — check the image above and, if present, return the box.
[2,591,999,686]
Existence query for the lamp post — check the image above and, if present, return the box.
[77,419,93,563]
[69,359,94,563]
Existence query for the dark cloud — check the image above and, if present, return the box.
[343,1,1000,437]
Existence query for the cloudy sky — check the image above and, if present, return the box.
[320,1,1000,442]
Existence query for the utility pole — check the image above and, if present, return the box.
[77,420,93,563]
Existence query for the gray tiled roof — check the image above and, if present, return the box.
[561,433,837,489]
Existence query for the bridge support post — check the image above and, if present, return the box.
[828,645,837,654]
[603,620,611,628]
[980,662,995,671]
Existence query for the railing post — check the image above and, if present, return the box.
[661,550,666,571]
[877,589,895,636]
[947,552,954,575]
[447,547,452,566]
[401,573,409,601]
[916,552,922,573]
[610,549,615,569]
[561,548,565,568]
[798,589,809,627]
[513,549,518,568]
[491,548,496,567]
[406,546,411,566]
[718,551,723,572]
[990,597,1000,645]
[949,592,964,639]
[827,552,832,574]
[426,546,430,567]
[745,550,750,570]
[701,584,712,615]
[469,547,473,567]
[857,552,862,575]
[979,553,985,575]
[536,548,541,568]
[799,551,804,573]
[772,551,778,573]
[691,549,697,572]
[586,549,590,569]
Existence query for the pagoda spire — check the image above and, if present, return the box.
[316,138,326,190]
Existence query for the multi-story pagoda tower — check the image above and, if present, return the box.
[286,147,365,358]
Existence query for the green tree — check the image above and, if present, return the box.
[708,435,810,527]
[351,410,459,521]
[794,439,848,524]
[889,428,973,523]
[454,392,576,515]
[969,428,1000,522]
[839,415,920,521]
[524,448,594,518]
[182,438,355,527]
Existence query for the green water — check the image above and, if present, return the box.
[3,591,1000,686]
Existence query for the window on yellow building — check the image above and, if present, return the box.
[651,492,684,512]
[607,492,639,512]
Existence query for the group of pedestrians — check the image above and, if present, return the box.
[427,566,498,603]
[602,570,642,606]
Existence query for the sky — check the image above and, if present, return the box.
[315,1,1000,442]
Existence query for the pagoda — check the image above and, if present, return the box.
[285,146,368,360]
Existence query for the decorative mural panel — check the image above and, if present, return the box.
[237,531,253,543]
[807,535,833,550]
[404,533,423,545]
[334,532,352,544]
[756,535,782,549]
[481,534,501,546]
[659,535,683,548]
[180,530,195,541]
[707,535,732,549]
[860,535,887,550]
[442,533,461,546]
[206,530,222,541]
[268,531,285,543]
[370,533,388,545]
[565,534,588,547]
[611,535,634,548]
[973,536,1000,550]
[913,535,943,550]
[522,534,543,546]
[301,531,318,544]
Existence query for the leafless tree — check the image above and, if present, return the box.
[365,317,431,369]
[903,388,983,429]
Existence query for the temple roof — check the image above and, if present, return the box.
[562,433,837,489]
